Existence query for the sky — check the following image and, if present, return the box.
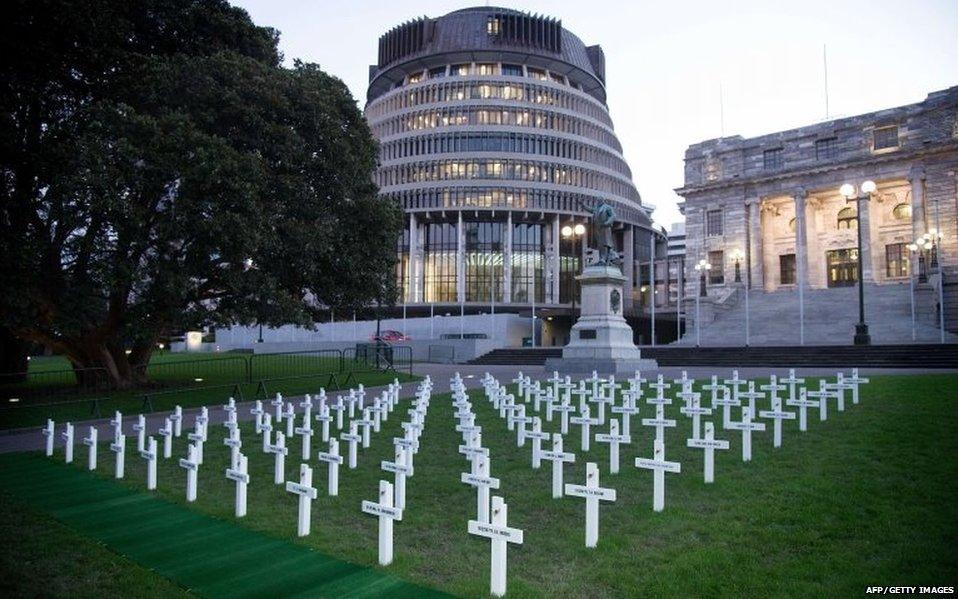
[233,0,958,232]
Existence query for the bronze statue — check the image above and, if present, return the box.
[583,201,622,266]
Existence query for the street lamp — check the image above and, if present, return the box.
[839,179,877,345]
[925,228,944,269]
[730,248,744,283]
[694,258,711,297]
[561,222,586,322]
[907,241,920,341]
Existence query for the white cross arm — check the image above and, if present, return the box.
[179,458,198,470]
[641,418,677,427]
[540,450,575,463]
[726,421,766,431]
[468,520,524,544]
[459,445,490,457]
[563,484,616,501]
[759,410,796,420]
[595,433,631,444]
[381,460,412,475]
[285,482,318,499]
[687,438,730,450]
[226,469,250,483]
[317,452,344,464]
[461,472,501,489]
[362,500,403,521]
[634,458,681,473]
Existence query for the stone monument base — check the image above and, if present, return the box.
[544,264,658,375]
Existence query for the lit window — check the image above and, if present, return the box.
[476,63,497,76]
[527,67,547,81]
[892,203,912,220]
[502,64,523,77]
[407,72,423,84]
[780,254,796,285]
[452,64,470,76]
[487,17,501,35]
[708,251,724,285]
[837,207,857,230]
[428,66,447,78]
[885,243,909,278]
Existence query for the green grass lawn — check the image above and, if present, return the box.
[3,373,957,597]
[0,351,416,430]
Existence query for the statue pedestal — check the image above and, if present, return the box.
[544,265,658,375]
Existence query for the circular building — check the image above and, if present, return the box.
[365,7,666,343]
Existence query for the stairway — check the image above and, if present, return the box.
[467,345,958,368]
[675,282,957,346]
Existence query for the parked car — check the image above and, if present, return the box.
[369,330,410,343]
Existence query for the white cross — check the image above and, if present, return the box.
[726,406,766,461]
[331,398,346,430]
[468,496,524,598]
[111,433,126,479]
[634,438,681,511]
[225,453,249,518]
[223,426,242,468]
[82,426,97,470]
[265,432,288,484]
[140,436,157,490]
[648,375,672,403]
[584,370,605,403]
[759,396,796,448]
[627,371,647,395]
[610,394,640,437]
[641,402,677,442]
[459,431,489,473]
[739,381,764,414]
[595,418,631,474]
[539,433,576,498]
[525,417,549,469]
[760,375,786,404]
[806,380,832,422]
[461,453,501,523]
[250,400,264,432]
[686,421,729,483]
[510,406,533,447]
[831,373,850,411]
[672,370,693,389]
[845,368,869,404]
[570,405,600,451]
[285,463,317,537]
[188,421,206,466]
[679,393,712,440]
[780,369,805,404]
[284,402,296,438]
[356,410,375,449]
[564,462,617,548]
[317,438,344,496]
[294,413,313,460]
[551,400,575,435]
[133,414,146,453]
[713,386,741,428]
[547,370,563,407]
[171,405,183,437]
[222,397,237,419]
[41,419,55,457]
[381,445,412,510]
[271,393,284,423]
[61,422,74,464]
[702,375,726,409]
[110,411,123,442]
[314,404,332,442]
[260,413,273,453]
[724,370,746,394]
[362,480,403,566]
[341,422,361,469]
[179,443,199,502]
[158,417,173,459]
[786,388,820,432]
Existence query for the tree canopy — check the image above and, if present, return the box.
[0,0,400,385]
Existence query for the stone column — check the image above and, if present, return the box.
[859,194,875,283]
[550,216,561,303]
[794,189,808,292]
[408,213,419,303]
[804,198,822,289]
[456,211,465,302]
[746,199,763,289]
[909,165,927,239]
[623,225,634,311]
[503,211,513,303]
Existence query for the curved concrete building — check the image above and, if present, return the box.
[365,7,665,341]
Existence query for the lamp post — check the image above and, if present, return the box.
[730,248,743,283]
[693,259,711,347]
[907,242,920,341]
[839,180,876,346]
[561,222,586,324]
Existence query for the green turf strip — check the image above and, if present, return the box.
[0,453,449,598]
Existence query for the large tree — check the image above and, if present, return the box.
[0,0,400,387]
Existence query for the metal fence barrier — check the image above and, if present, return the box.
[428,345,457,364]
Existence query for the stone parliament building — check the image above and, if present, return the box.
[676,86,958,344]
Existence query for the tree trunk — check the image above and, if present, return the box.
[0,327,30,383]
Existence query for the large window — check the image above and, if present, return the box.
[706,209,723,237]
[708,250,724,285]
[779,254,796,285]
[886,243,909,278]
[501,64,523,77]
[873,125,899,151]
[815,137,838,161]
[763,148,784,170]
[464,221,504,302]
[892,203,912,220]
[511,223,544,303]
[422,222,458,302]
[837,207,857,230]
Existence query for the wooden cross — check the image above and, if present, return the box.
[139,436,157,490]
[250,400,265,432]
[82,426,97,471]
[564,462,617,548]
[806,380,832,422]
[686,421,729,483]
[780,369,805,404]
[187,421,206,466]
[570,405,600,451]
[41,419,55,457]
[759,396,796,448]
[265,432,288,484]
[341,422,362,469]
[641,402,677,442]
[634,438,681,511]
[739,381,764,415]
[61,422,74,464]
[316,438,344,496]
[285,464,317,537]
[171,405,183,437]
[726,406,766,461]
[362,480,403,566]
[844,368,869,404]
[225,453,249,518]
[468,496,524,598]
[158,417,173,459]
[713,386,741,428]
[381,445,412,510]
[178,443,199,502]
[679,393,712,440]
[595,418,631,474]
[461,453,501,523]
[526,417,550,469]
[610,394,640,437]
[314,404,332,442]
[271,392,285,423]
[539,433,576,498]
[111,433,126,479]
[284,402,296,438]
[132,414,146,453]
[294,413,313,461]
[648,375,672,403]
[356,409,375,449]
[786,388,820,432]
[702,375,726,409]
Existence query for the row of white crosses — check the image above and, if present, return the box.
[360,377,433,567]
